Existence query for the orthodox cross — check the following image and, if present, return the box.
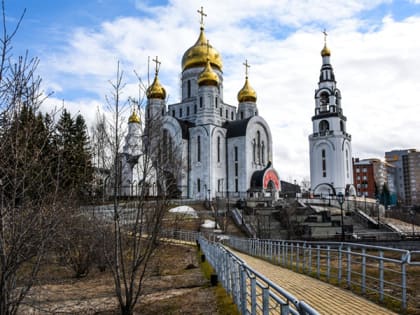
[323,29,328,44]
[152,56,161,74]
[197,6,207,28]
[243,59,250,78]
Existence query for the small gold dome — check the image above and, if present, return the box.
[146,74,166,100]
[237,77,257,103]
[128,111,140,124]
[321,44,331,57]
[182,27,223,71]
[198,59,219,86]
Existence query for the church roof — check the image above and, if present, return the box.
[177,119,195,139]
[250,162,272,189]
[223,117,252,138]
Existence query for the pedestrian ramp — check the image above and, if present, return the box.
[231,249,396,315]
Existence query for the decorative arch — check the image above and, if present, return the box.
[246,116,273,164]
[319,120,330,133]
[313,183,336,196]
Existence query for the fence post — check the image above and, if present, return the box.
[308,244,312,275]
[290,243,294,270]
[251,276,257,314]
[347,246,351,288]
[379,251,384,302]
[240,267,247,314]
[401,258,407,311]
[361,248,366,294]
[303,243,306,273]
[263,286,270,315]
[327,245,331,281]
[338,244,342,285]
[317,245,321,279]
[297,243,300,272]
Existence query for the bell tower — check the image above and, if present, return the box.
[309,31,354,197]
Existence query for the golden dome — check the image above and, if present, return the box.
[128,110,140,124]
[198,59,219,86]
[237,77,257,103]
[146,74,166,100]
[321,43,331,57]
[182,27,223,71]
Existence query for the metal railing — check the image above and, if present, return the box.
[198,236,319,315]
[226,236,412,311]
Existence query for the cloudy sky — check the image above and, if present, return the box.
[6,0,420,183]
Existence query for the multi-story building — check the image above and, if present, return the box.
[353,158,375,198]
[385,149,420,206]
[352,158,394,203]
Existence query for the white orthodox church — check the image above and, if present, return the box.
[119,9,281,200]
[309,35,356,197]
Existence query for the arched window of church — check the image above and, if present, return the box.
[320,92,328,108]
[197,135,201,162]
[240,112,244,120]
[187,106,190,116]
[225,109,228,119]
[220,108,222,116]
[161,108,165,116]
[194,105,197,114]
[322,149,327,177]
[335,91,341,106]
[346,149,349,178]
[231,111,234,120]
[234,146,238,161]
[199,97,203,108]
[217,136,220,163]
[257,131,261,164]
[197,178,201,192]
[319,120,329,134]
[187,80,191,98]
[252,139,256,163]
[340,120,345,133]
[215,97,218,108]
[261,141,265,165]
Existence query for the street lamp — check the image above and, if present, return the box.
[337,192,345,241]
[376,199,380,228]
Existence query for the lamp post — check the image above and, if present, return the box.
[376,199,380,229]
[337,192,345,241]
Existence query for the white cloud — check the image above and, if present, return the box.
[37,1,420,184]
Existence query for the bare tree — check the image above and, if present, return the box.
[98,62,182,315]
[0,2,66,312]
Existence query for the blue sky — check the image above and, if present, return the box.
[5,0,420,182]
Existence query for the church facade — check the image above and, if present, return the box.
[308,36,356,197]
[120,11,280,200]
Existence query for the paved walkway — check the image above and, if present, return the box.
[231,250,397,315]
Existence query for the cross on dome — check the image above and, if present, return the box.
[197,6,207,28]
[243,59,250,78]
[323,29,328,44]
[152,56,161,75]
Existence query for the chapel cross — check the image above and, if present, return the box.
[197,6,207,28]
[243,59,250,77]
[323,29,328,44]
[152,56,161,74]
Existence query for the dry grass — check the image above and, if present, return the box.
[21,243,221,314]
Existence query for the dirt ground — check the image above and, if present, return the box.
[21,242,220,314]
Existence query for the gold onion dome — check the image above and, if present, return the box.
[182,27,223,71]
[237,77,257,103]
[321,43,331,57]
[128,110,140,124]
[146,74,166,100]
[198,59,219,86]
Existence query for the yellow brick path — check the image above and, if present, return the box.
[231,250,397,315]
